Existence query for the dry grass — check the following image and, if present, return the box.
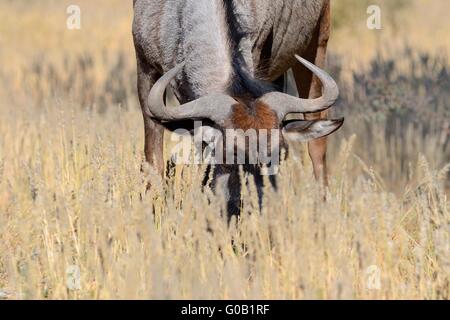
[331,0,450,72]
[0,0,448,299]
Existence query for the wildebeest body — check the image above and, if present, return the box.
[133,0,340,215]
[133,0,326,102]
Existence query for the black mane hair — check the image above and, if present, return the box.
[223,0,275,99]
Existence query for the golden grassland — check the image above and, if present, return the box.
[0,0,448,299]
[331,0,450,72]
[0,102,448,299]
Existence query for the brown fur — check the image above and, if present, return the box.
[228,101,279,131]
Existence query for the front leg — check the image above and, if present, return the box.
[292,0,331,186]
[137,57,165,178]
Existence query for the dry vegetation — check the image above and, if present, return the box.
[0,0,448,299]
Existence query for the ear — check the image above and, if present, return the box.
[282,118,344,142]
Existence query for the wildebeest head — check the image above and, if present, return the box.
[146,55,343,215]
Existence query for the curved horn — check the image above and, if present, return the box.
[258,55,339,120]
[147,63,237,125]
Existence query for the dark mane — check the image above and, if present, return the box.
[223,0,274,99]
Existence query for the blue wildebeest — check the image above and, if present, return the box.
[133,0,343,214]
